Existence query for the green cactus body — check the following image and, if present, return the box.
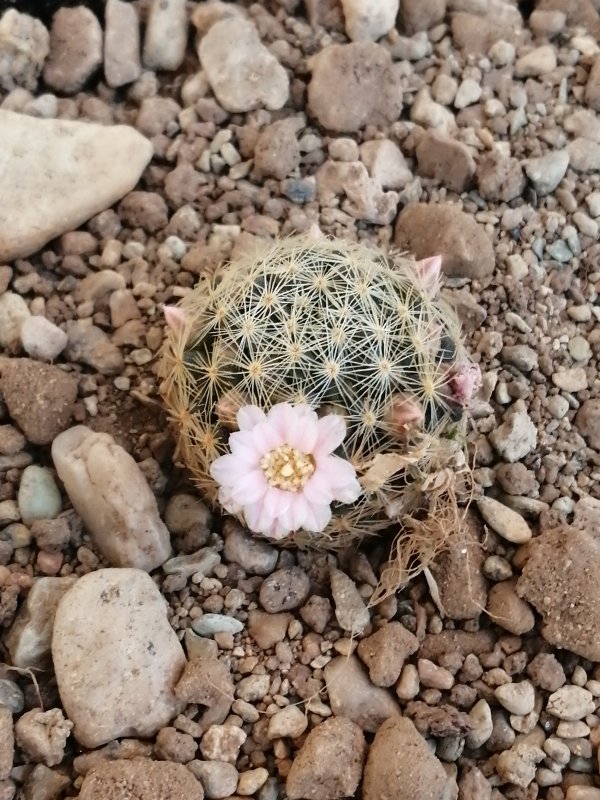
[159,236,471,559]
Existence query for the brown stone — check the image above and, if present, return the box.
[477,152,525,203]
[78,758,204,800]
[415,130,476,193]
[400,0,446,33]
[487,580,535,635]
[451,13,518,54]
[357,622,419,687]
[575,399,600,450]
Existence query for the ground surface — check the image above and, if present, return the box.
[1,0,600,799]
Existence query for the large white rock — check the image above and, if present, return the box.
[52,569,186,748]
[0,110,153,262]
[51,426,171,571]
[341,0,399,41]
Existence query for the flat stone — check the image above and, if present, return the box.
[415,130,476,193]
[524,150,569,196]
[52,569,186,748]
[198,17,288,112]
[0,110,152,262]
[143,0,188,72]
[476,496,532,543]
[104,0,141,88]
[191,614,244,637]
[43,6,102,94]
[52,426,171,571]
[79,758,203,800]
[547,686,595,721]
[394,202,495,281]
[330,568,370,634]
[0,10,49,91]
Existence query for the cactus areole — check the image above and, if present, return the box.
[159,237,480,573]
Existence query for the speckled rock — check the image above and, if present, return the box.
[52,569,186,748]
[223,522,278,576]
[143,0,188,72]
[0,10,50,91]
[330,568,370,634]
[340,0,399,41]
[43,6,102,94]
[575,399,600,449]
[259,567,310,612]
[79,758,204,800]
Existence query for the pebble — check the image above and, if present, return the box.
[330,568,370,634]
[395,202,495,281]
[360,138,412,189]
[0,707,12,782]
[223,522,278,576]
[238,768,269,796]
[143,0,188,72]
[164,493,211,535]
[454,78,482,109]
[410,87,456,134]
[5,576,77,669]
[363,716,448,800]
[286,717,366,800]
[568,137,600,172]
[189,760,238,799]
[552,367,587,392]
[415,130,476,193]
[308,42,402,133]
[515,45,557,77]
[267,705,308,740]
[17,466,60,526]
[43,6,102,94]
[569,335,592,362]
[496,742,545,788]
[163,548,220,580]
[546,239,573,263]
[175,657,234,728]
[478,152,524,203]
[487,580,535,635]
[495,681,536,716]
[0,680,24,714]
[52,569,186,747]
[488,405,537,462]
[476,496,532,543]
[236,674,270,703]
[523,150,569,196]
[357,622,418,687]
[52,426,170,571]
[547,686,596,721]
[417,658,454,690]
[259,567,310,612]
[198,17,288,112]
[14,708,72,767]
[0,292,30,348]
[104,0,141,88]
[324,655,401,732]
[575,399,600,449]
[400,0,445,33]
[0,9,49,91]
[0,109,152,261]
[254,119,302,180]
[566,789,600,800]
[191,613,244,637]
[466,699,493,748]
[340,0,399,41]
[20,316,68,362]
[201,724,246,763]
[79,759,203,800]
[247,609,291,650]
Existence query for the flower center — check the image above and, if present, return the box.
[260,444,315,492]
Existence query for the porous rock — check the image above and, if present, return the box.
[52,569,186,748]
[0,9,50,91]
[78,758,204,800]
[43,6,103,94]
[357,621,419,686]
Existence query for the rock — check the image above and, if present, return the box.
[487,580,535,635]
[340,0,399,41]
[64,322,123,375]
[477,151,524,203]
[330,568,370,634]
[198,17,288,112]
[363,716,449,800]
[17,466,61,526]
[200,724,246,763]
[286,717,366,800]
[552,367,587,392]
[14,708,72,767]
[189,760,237,799]
[515,45,557,77]
[191,614,244,637]
[585,56,600,111]
[0,10,49,91]
[523,150,569,196]
[104,0,141,88]
[20,316,68,362]
[253,119,302,180]
[5,576,77,669]
[410,87,456,134]
[495,681,536,716]
[459,767,491,800]
[175,657,234,729]
[0,425,25,456]
[0,359,78,446]
[476,496,532,544]
[267,705,308,740]
[496,742,544,788]
[236,674,270,703]
[324,655,402,732]
[466,699,493,748]
[454,78,481,109]
[429,510,487,619]
[52,426,171,571]
[527,653,565,692]
[223,522,278,575]
[357,622,419,687]
[0,110,153,262]
[308,42,402,133]
[79,758,204,800]
[0,680,24,714]
[547,686,595,720]
[300,596,332,634]
[247,610,292,650]
[259,567,310,612]
[400,0,446,33]
[43,7,102,94]
[164,493,211,535]
[488,405,537,462]
[575,399,600,449]
[0,707,13,781]
[143,0,188,72]
[568,137,600,172]
[452,13,516,54]
[52,569,186,748]
[359,138,411,189]
[316,160,399,224]
[517,523,600,660]
[394,203,495,281]
[0,292,30,348]
[237,769,268,796]
[118,191,169,232]
[415,130,476,193]
[163,548,219,581]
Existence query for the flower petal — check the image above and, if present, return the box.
[302,474,334,505]
[218,486,242,515]
[244,499,273,535]
[333,477,362,504]
[318,454,357,488]
[303,501,332,533]
[265,517,292,540]
[249,420,283,452]
[228,431,261,464]
[229,470,268,505]
[285,407,319,451]
[267,402,296,440]
[314,414,347,456]
[210,453,249,486]
[237,405,266,431]
[264,486,292,518]
[289,493,310,530]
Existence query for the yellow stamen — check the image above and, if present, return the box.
[260,444,315,492]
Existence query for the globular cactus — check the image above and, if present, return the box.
[158,236,480,583]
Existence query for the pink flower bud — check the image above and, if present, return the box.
[447,362,482,406]
[415,255,442,294]
[163,305,186,333]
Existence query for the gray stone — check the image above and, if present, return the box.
[330,568,370,634]
[568,137,600,172]
[104,0,141,88]
[488,405,537,462]
[143,0,188,72]
[0,10,49,91]
[415,130,476,193]
[191,614,244,637]
[524,150,569,196]
[515,45,557,77]
[223,521,278,576]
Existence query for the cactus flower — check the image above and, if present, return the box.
[210,402,361,540]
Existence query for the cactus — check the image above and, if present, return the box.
[158,236,479,584]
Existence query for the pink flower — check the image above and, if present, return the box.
[447,362,482,406]
[210,402,361,540]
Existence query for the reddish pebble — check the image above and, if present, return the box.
[37,550,64,575]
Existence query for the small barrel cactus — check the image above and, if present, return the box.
[159,236,480,584]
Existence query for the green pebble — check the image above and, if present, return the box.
[17,465,62,525]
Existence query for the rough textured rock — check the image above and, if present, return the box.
[415,130,476,193]
[394,203,495,281]
[198,17,289,112]
[79,758,204,800]
[357,622,419,687]
[104,0,141,88]
[52,426,171,571]
[324,655,402,732]
[253,119,302,180]
[477,152,525,203]
[340,0,399,41]
[0,9,50,91]
[52,569,186,748]
[286,717,366,800]
[175,657,234,730]
[518,524,600,661]
[43,6,103,94]
[359,138,412,189]
[330,568,370,634]
[0,359,78,446]
[5,576,77,669]
[0,110,153,262]
[14,707,72,767]
[0,707,13,781]
[143,0,188,72]
[363,716,450,800]
[308,42,403,133]
[488,405,537,462]
[575,399,600,449]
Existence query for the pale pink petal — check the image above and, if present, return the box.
[229,470,268,505]
[237,405,266,431]
[262,518,290,540]
[332,477,362,504]
[289,493,310,530]
[228,431,262,464]
[415,255,442,294]
[263,486,292,518]
[318,454,357,489]
[210,454,251,485]
[244,499,272,535]
[249,420,284,452]
[302,474,334,505]
[303,501,332,533]
[313,414,346,457]
[218,486,242,515]
[285,407,319,451]
[267,402,296,440]
[163,305,186,332]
